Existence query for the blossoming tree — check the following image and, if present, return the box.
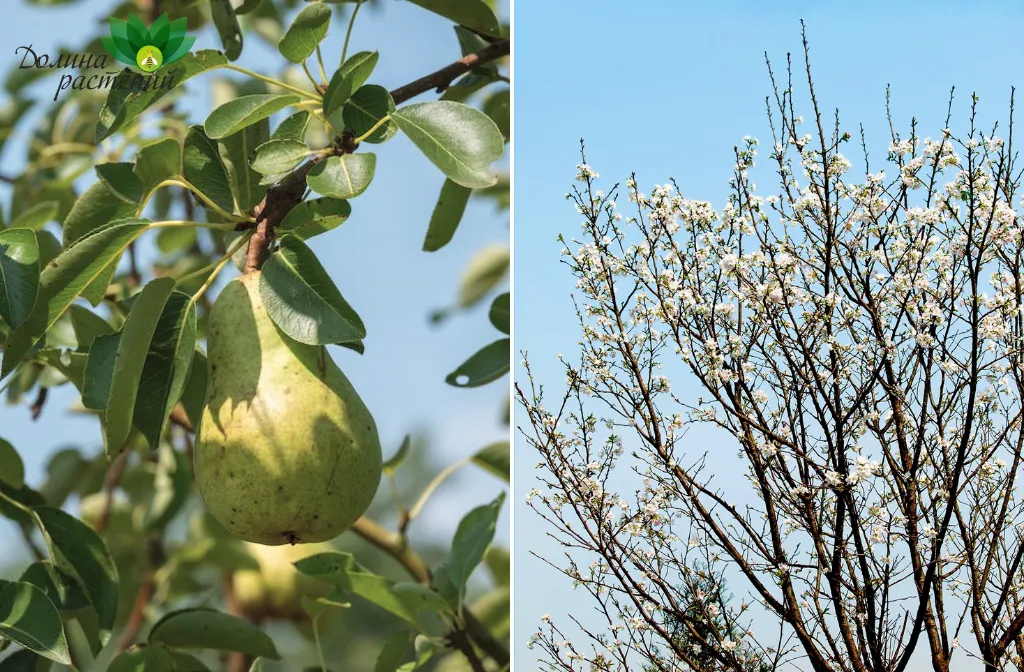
[519,26,1024,672]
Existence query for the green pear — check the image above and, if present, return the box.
[233,541,333,622]
[194,272,382,545]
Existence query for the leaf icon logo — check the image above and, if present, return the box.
[101,13,195,73]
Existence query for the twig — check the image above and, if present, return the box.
[127,242,141,287]
[95,452,128,535]
[224,572,254,672]
[117,537,164,651]
[116,571,154,651]
[390,39,510,105]
[29,386,48,420]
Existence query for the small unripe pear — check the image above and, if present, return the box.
[194,272,382,545]
[233,541,333,622]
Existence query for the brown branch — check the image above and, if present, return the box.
[29,386,48,420]
[116,571,154,651]
[390,38,510,105]
[95,452,128,535]
[117,537,165,651]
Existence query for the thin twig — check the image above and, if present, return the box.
[95,452,128,535]
[29,386,48,420]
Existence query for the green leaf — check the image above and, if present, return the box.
[34,231,61,268]
[271,111,311,142]
[104,278,176,455]
[398,636,441,672]
[0,438,24,489]
[205,94,301,140]
[132,291,197,449]
[180,350,207,428]
[156,226,196,255]
[220,118,270,212]
[341,85,396,143]
[278,3,331,63]
[18,561,89,612]
[484,546,510,587]
[279,197,351,240]
[259,235,365,346]
[458,244,508,308]
[0,581,70,665]
[488,292,509,334]
[446,493,506,599]
[108,645,176,672]
[483,88,510,141]
[0,648,51,671]
[134,137,182,202]
[33,506,119,642]
[9,202,57,231]
[210,0,244,60]
[375,631,411,672]
[61,181,137,246]
[382,435,411,475]
[148,608,280,659]
[183,126,236,215]
[294,553,421,627]
[250,140,310,175]
[445,338,509,388]
[95,163,144,204]
[391,583,450,613]
[97,50,229,142]
[323,51,378,116]
[306,154,376,200]
[170,652,212,672]
[82,332,121,411]
[0,228,39,330]
[143,442,191,532]
[406,0,502,37]
[2,219,150,380]
[392,101,503,188]
[471,441,509,482]
[422,179,471,252]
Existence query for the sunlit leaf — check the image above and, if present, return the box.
[392,101,503,188]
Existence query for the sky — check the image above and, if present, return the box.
[514,0,1024,669]
[0,0,510,578]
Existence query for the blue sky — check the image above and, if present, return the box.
[514,0,1024,667]
[0,0,510,574]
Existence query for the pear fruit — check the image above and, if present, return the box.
[194,272,382,545]
[233,541,333,622]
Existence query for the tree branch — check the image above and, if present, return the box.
[390,38,510,105]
